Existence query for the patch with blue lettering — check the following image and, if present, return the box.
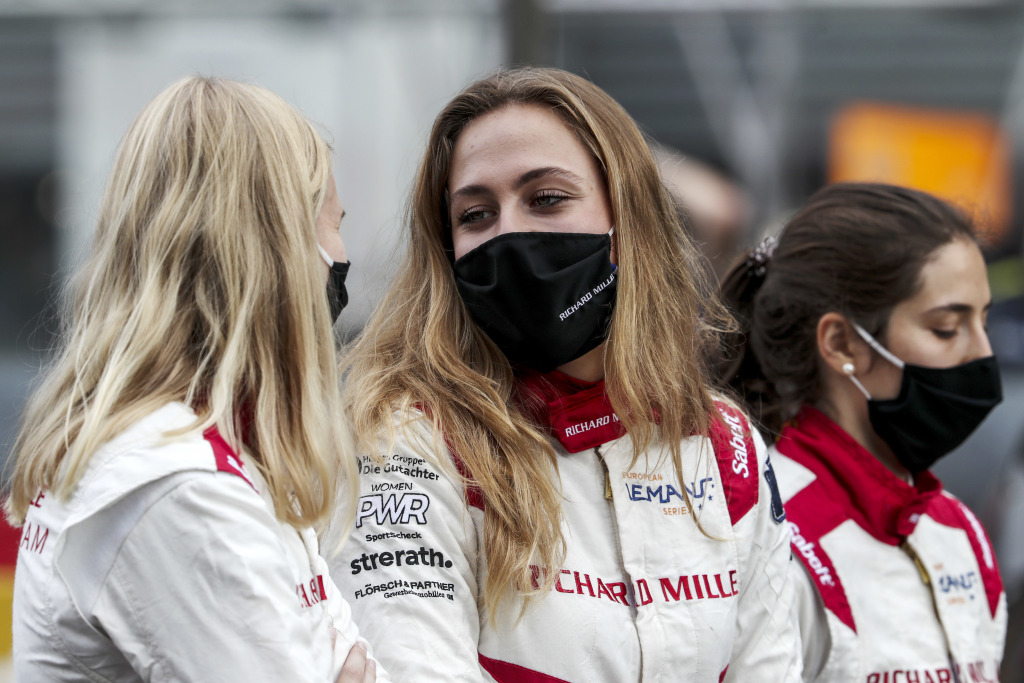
[763,453,786,524]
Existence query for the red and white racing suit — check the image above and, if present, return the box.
[13,402,387,682]
[772,405,1007,683]
[332,371,801,682]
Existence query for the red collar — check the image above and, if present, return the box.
[516,370,627,453]
[776,405,944,543]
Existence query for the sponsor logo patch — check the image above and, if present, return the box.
[19,522,49,555]
[788,522,834,587]
[355,492,430,528]
[349,545,454,575]
[529,565,739,607]
[720,411,750,479]
[354,579,455,601]
[622,476,715,515]
[863,664,999,683]
[297,575,327,609]
[360,454,441,481]
[365,530,423,543]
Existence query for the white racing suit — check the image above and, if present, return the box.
[772,405,1007,683]
[332,371,801,682]
[13,402,388,682]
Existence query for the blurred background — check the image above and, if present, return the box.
[2,0,1024,678]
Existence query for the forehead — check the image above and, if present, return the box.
[905,238,988,310]
[448,103,596,185]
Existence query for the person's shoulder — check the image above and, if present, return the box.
[67,403,257,520]
[703,395,779,526]
[767,443,819,504]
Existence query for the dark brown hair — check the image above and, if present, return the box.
[718,182,978,438]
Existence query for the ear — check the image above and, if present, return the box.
[817,312,873,378]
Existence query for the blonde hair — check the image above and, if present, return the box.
[344,67,730,617]
[7,76,356,531]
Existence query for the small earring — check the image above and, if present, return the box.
[842,362,855,375]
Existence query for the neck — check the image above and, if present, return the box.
[815,395,913,484]
[556,343,606,382]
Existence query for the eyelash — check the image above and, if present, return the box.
[932,329,957,340]
[455,191,572,226]
[455,207,492,226]
[532,190,569,208]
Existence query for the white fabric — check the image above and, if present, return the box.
[329,408,802,682]
[772,447,1007,683]
[13,402,388,683]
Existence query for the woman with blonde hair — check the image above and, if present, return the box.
[8,76,386,682]
[334,66,800,681]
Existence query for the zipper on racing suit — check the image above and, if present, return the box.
[900,540,962,683]
[597,446,613,500]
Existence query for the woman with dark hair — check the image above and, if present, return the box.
[719,182,1007,681]
[333,66,801,681]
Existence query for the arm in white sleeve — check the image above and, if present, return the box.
[310,532,391,682]
[86,474,368,682]
[791,558,831,681]
[328,419,495,682]
[724,431,804,682]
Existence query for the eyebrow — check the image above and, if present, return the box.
[449,166,586,202]
[924,301,993,315]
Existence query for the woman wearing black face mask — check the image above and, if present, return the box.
[719,182,1007,681]
[332,67,802,681]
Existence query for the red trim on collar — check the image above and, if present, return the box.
[775,404,956,634]
[516,370,626,453]
[775,405,943,545]
[203,426,257,491]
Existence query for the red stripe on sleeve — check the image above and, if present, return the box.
[709,402,759,525]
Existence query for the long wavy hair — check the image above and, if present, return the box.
[7,76,356,530]
[717,182,978,438]
[344,67,730,617]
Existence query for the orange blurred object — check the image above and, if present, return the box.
[830,102,1012,246]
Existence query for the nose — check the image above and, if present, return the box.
[966,319,994,362]
[494,204,540,237]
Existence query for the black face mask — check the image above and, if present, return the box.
[850,324,1002,473]
[318,244,349,324]
[453,230,617,373]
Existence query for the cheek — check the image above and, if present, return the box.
[869,363,906,401]
[452,230,491,261]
